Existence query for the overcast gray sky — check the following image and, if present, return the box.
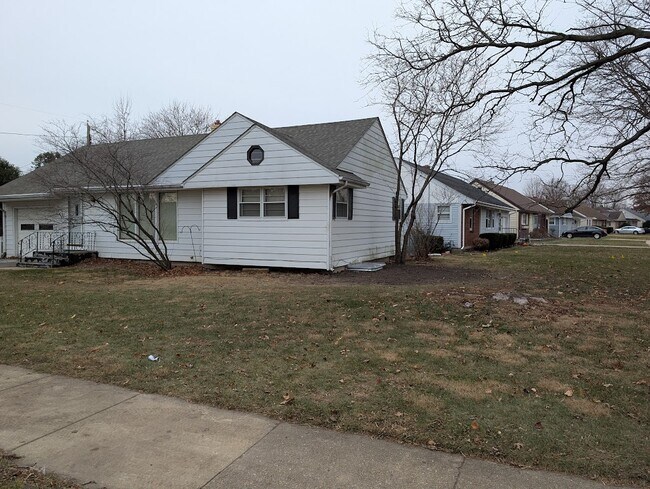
[2,0,545,191]
[1,0,399,170]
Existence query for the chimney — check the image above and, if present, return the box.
[210,120,222,131]
[86,121,92,146]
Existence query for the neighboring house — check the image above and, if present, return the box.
[573,205,609,228]
[547,211,578,237]
[471,179,552,239]
[598,208,627,229]
[400,162,515,249]
[621,208,648,227]
[0,112,398,270]
[546,204,608,237]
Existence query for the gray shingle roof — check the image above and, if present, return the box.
[434,172,511,208]
[272,118,377,171]
[402,161,511,209]
[474,179,551,214]
[0,134,206,198]
[0,115,379,199]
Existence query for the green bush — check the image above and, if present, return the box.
[411,228,445,259]
[479,233,517,250]
[472,237,490,251]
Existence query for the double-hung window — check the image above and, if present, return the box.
[335,191,349,218]
[437,205,451,222]
[239,187,286,218]
[485,209,495,228]
[521,213,529,226]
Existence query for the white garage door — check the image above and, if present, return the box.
[15,208,59,253]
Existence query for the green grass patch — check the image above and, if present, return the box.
[0,248,648,486]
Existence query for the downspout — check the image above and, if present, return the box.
[1,203,6,258]
[327,186,332,271]
[329,181,353,271]
[460,203,477,250]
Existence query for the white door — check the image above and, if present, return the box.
[15,208,58,254]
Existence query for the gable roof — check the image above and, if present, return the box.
[0,114,381,199]
[574,204,609,221]
[0,134,207,198]
[240,116,376,186]
[597,208,626,221]
[402,161,512,209]
[272,118,377,171]
[473,179,551,214]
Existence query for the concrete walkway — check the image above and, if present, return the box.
[0,365,623,489]
[0,259,19,269]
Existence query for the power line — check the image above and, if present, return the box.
[0,101,75,119]
[0,131,42,137]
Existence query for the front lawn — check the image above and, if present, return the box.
[0,246,648,486]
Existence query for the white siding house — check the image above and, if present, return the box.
[0,112,397,270]
[400,162,515,249]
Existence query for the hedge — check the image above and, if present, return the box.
[478,233,517,250]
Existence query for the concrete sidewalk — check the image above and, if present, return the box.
[0,365,621,489]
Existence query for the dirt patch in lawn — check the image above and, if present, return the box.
[72,257,489,287]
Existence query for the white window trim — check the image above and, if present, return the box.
[238,186,287,219]
[335,190,349,219]
[436,204,451,223]
[118,192,179,243]
[159,191,179,243]
[485,209,495,228]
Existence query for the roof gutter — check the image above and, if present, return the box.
[476,200,515,212]
[0,193,51,201]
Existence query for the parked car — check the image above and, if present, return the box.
[561,226,608,239]
[614,226,646,235]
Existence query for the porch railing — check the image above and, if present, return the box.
[19,231,96,261]
[498,227,518,234]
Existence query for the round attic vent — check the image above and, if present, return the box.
[247,145,264,165]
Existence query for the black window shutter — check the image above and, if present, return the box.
[347,188,354,220]
[288,185,299,219]
[392,197,397,221]
[227,187,238,219]
[332,192,337,220]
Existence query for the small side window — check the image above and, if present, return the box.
[20,224,35,231]
[38,224,54,231]
[335,191,348,218]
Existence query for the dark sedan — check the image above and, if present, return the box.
[561,226,608,239]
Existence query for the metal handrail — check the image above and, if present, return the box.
[19,232,39,261]
[19,231,97,262]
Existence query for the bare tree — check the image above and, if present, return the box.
[374,0,650,210]
[139,100,216,138]
[38,109,175,270]
[369,32,501,263]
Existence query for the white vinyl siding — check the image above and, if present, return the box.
[184,125,339,189]
[401,168,468,249]
[153,113,254,186]
[4,199,68,257]
[331,121,397,267]
[85,190,203,262]
[414,203,462,249]
[202,185,329,269]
